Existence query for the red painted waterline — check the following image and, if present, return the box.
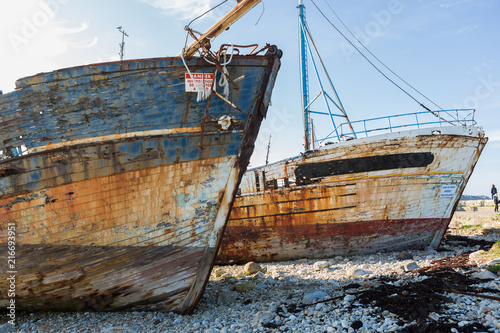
[216,217,448,264]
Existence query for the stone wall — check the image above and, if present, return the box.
[458,199,496,212]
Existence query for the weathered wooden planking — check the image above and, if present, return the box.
[2,159,223,310]
[0,48,282,313]
[217,126,487,264]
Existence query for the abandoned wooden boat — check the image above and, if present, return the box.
[217,125,487,264]
[216,0,487,264]
[0,0,281,312]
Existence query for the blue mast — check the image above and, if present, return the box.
[298,0,312,151]
[297,0,356,149]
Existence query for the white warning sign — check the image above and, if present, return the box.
[440,184,457,198]
[185,73,214,92]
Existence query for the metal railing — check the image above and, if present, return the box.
[319,109,476,143]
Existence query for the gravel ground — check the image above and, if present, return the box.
[3,211,500,333]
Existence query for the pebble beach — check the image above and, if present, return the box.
[3,211,500,333]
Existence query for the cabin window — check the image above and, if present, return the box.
[252,173,302,192]
[264,179,278,190]
[295,176,320,186]
[254,171,260,192]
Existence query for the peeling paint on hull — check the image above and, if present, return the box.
[220,218,447,263]
[0,51,281,312]
[217,126,487,264]
[5,243,206,311]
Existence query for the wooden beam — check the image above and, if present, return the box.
[181,0,261,57]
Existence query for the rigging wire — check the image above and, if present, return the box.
[309,0,440,115]
[254,1,265,25]
[186,0,230,29]
[321,0,444,111]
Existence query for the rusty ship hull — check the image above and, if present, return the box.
[216,125,487,264]
[0,50,281,312]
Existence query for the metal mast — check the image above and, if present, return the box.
[298,0,312,151]
[298,1,356,147]
[265,135,272,165]
[117,26,129,61]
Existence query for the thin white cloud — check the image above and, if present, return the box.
[440,0,474,9]
[56,21,98,51]
[138,0,218,20]
[27,20,97,57]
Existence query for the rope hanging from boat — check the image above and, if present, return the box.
[179,1,263,107]
[180,50,211,102]
[182,40,244,111]
[310,0,449,120]
[180,0,238,103]
[180,46,237,102]
[203,45,235,99]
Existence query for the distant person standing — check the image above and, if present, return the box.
[495,193,499,212]
[492,184,498,199]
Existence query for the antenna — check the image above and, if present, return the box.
[265,135,271,165]
[117,26,129,61]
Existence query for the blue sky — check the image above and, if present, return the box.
[0,0,498,195]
